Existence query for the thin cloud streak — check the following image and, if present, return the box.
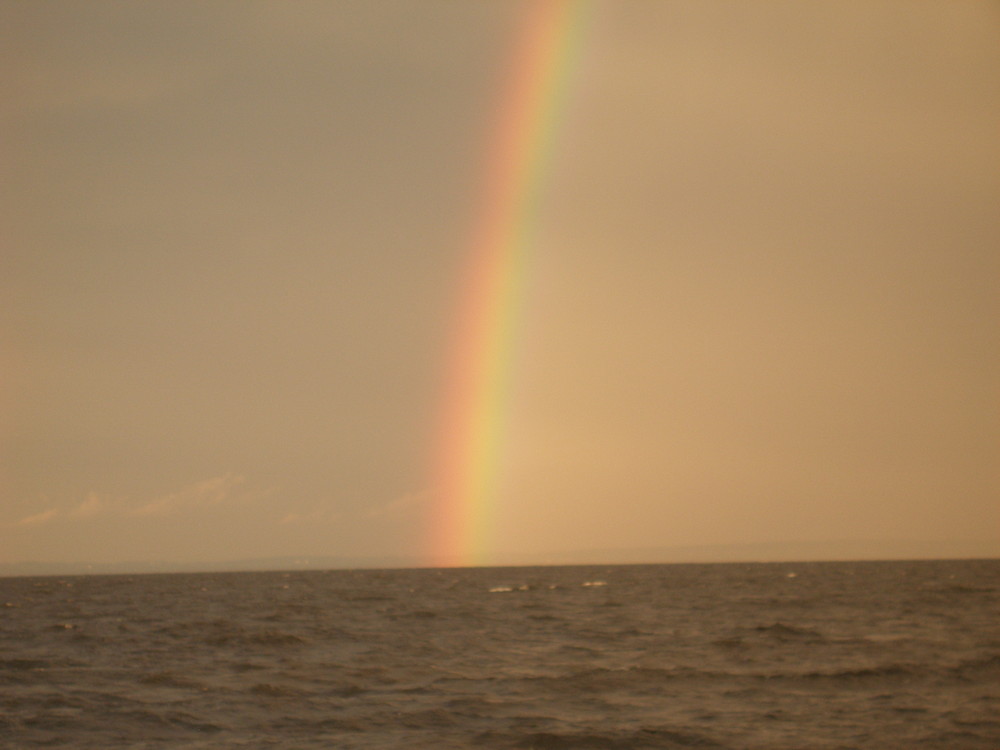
[8,475,260,527]
[11,508,60,527]
[368,490,433,519]
[130,473,249,518]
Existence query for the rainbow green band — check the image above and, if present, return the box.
[429,0,594,567]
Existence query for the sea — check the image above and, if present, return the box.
[1,559,997,749]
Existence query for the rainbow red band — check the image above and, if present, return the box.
[428,0,594,567]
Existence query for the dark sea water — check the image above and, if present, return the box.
[1,559,997,749]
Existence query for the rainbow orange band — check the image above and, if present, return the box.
[428,0,594,567]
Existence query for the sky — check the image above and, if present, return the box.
[3,0,998,569]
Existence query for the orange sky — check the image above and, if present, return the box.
[2,1,998,568]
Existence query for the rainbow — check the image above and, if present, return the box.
[428,0,594,567]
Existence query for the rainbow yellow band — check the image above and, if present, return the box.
[428,0,594,567]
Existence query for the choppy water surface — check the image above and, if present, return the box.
[1,559,998,749]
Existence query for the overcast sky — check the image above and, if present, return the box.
[3,1,998,568]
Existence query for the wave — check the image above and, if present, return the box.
[205,629,307,647]
[920,583,996,595]
[248,682,305,698]
[402,609,439,619]
[510,665,723,693]
[750,622,825,640]
[0,658,48,671]
[155,619,308,648]
[786,664,918,681]
[136,671,203,689]
[336,592,395,603]
[114,708,226,734]
[475,726,728,749]
[952,653,1000,679]
[506,660,943,688]
[781,653,1000,683]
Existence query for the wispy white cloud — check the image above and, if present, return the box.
[367,489,432,519]
[129,473,248,517]
[12,508,60,527]
[9,475,263,527]
[9,492,115,527]
[68,492,114,519]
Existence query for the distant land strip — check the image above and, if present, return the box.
[1,539,997,577]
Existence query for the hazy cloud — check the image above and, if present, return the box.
[68,492,114,519]
[9,493,115,527]
[12,508,60,527]
[368,490,433,519]
[130,474,249,517]
[8,476,259,529]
